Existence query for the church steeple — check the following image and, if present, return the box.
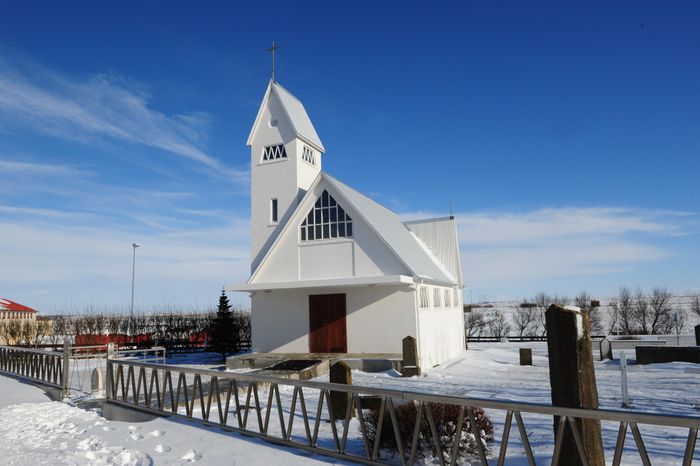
[248,80,325,271]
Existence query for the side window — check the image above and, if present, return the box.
[270,199,278,223]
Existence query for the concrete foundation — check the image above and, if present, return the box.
[226,352,402,380]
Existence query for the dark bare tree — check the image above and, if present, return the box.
[512,307,538,337]
[690,294,700,319]
[633,287,650,334]
[648,287,673,335]
[464,310,486,341]
[574,292,591,310]
[50,315,68,345]
[672,308,687,336]
[615,287,635,335]
[486,310,511,339]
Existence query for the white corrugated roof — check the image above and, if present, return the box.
[325,174,457,285]
[404,217,463,285]
[247,80,324,152]
[271,82,324,152]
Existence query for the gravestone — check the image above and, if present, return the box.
[519,348,532,365]
[599,338,613,361]
[329,362,353,420]
[695,325,700,346]
[91,367,105,393]
[546,304,604,466]
[401,336,421,377]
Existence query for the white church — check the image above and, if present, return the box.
[230,79,465,368]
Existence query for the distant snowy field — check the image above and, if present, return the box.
[1,343,699,465]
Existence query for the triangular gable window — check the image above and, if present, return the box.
[300,190,353,241]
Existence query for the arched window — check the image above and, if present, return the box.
[300,190,353,241]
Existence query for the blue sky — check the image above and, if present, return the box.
[0,1,698,311]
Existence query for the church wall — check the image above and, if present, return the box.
[417,304,466,368]
[250,285,417,354]
[345,286,416,354]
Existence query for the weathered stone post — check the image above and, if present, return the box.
[519,348,533,365]
[329,362,353,420]
[401,336,421,377]
[545,304,604,466]
[695,325,700,346]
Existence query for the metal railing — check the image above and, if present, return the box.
[113,346,166,364]
[105,358,700,465]
[0,344,67,395]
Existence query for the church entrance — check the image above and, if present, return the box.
[308,294,347,353]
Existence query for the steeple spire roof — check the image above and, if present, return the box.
[247,80,325,152]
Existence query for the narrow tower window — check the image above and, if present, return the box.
[270,198,278,223]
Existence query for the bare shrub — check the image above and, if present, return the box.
[361,401,493,461]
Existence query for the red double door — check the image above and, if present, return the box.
[308,294,347,353]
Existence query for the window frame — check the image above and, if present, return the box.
[260,144,288,163]
[300,190,353,242]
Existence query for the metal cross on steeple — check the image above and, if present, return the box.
[267,41,279,81]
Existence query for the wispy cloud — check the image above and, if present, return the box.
[0,217,251,312]
[0,160,89,177]
[0,53,244,180]
[404,207,694,293]
[456,207,691,246]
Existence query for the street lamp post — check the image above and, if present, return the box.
[130,242,140,335]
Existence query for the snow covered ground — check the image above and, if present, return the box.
[0,374,349,465]
[348,342,700,464]
[2,343,699,465]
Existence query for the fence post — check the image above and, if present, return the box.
[620,351,629,407]
[545,304,605,466]
[105,345,112,401]
[62,340,70,398]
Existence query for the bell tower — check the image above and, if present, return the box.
[247,80,325,272]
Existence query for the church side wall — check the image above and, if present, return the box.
[251,285,417,354]
[417,294,466,368]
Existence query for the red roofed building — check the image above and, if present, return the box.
[0,298,39,344]
[0,298,37,321]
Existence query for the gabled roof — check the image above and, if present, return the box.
[326,175,457,285]
[0,298,36,313]
[244,171,457,287]
[247,80,325,152]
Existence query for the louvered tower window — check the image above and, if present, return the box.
[300,190,353,241]
[261,144,287,161]
[302,145,316,165]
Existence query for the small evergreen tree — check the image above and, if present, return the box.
[210,289,237,361]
